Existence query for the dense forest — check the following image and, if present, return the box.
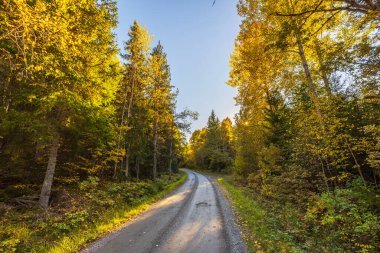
[0,1,196,251]
[186,0,380,252]
[186,110,235,172]
[1,0,379,252]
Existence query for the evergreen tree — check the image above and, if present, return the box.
[116,20,152,179]
[149,42,174,180]
[0,0,121,208]
[187,111,234,172]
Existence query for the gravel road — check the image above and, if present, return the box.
[82,169,247,253]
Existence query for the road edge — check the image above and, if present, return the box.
[81,171,190,253]
[208,175,248,253]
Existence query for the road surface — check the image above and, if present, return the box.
[83,169,246,253]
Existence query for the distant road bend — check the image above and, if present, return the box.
[83,169,247,253]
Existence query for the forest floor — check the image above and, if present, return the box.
[0,173,186,253]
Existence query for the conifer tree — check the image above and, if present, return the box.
[0,0,121,208]
[149,42,174,180]
[117,20,152,179]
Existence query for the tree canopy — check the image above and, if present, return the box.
[0,1,194,210]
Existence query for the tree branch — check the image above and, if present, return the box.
[274,6,369,16]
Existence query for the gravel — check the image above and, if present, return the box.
[208,175,248,253]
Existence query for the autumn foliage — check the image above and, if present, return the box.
[188,0,379,251]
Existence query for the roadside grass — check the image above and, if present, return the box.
[216,176,303,253]
[1,172,187,253]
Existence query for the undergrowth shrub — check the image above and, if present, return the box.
[306,178,380,252]
[227,176,380,252]
[0,173,183,252]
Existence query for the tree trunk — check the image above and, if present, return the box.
[314,40,333,97]
[127,76,135,120]
[372,167,378,187]
[114,81,129,179]
[2,75,14,113]
[135,157,140,181]
[124,144,131,178]
[344,137,367,186]
[325,156,337,188]
[296,32,322,119]
[114,67,136,179]
[318,155,330,191]
[169,139,173,179]
[39,134,59,209]
[0,139,4,153]
[153,117,158,181]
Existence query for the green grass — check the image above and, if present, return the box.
[1,172,187,253]
[216,176,303,253]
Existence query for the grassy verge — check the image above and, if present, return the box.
[0,172,187,253]
[216,176,302,253]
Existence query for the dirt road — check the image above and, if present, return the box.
[83,170,246,253]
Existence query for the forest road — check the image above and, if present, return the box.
[82,169,246,253]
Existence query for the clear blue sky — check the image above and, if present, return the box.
[115,0,241,134]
